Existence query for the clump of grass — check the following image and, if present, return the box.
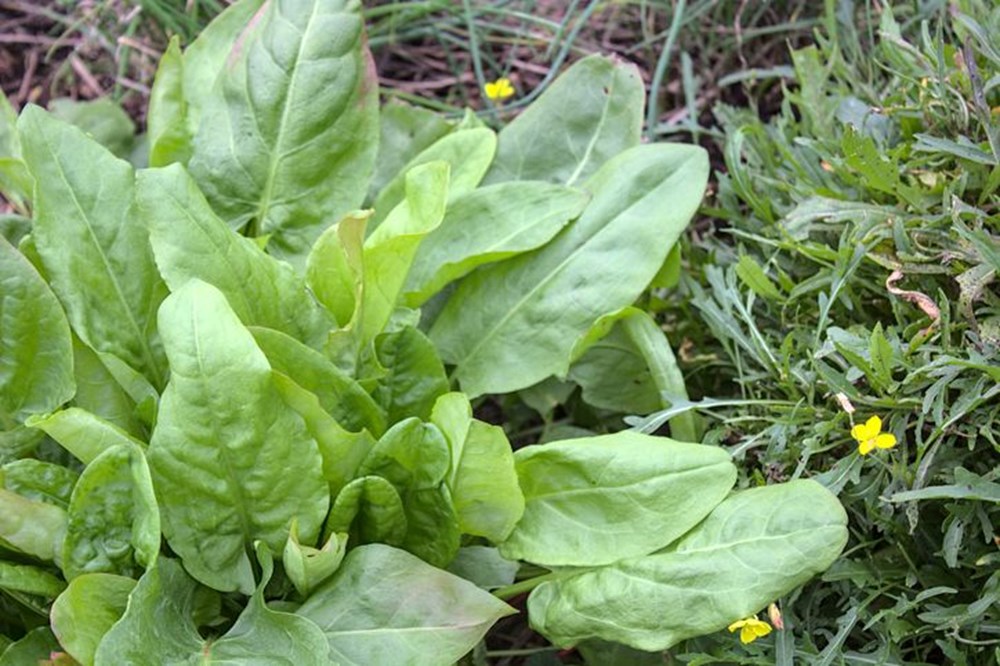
[647,0,1000,662]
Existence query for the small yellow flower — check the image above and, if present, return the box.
[484,77,515,101]
[728,616,772,644]
[851,415,897,455]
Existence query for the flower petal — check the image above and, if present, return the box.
[751,621,772,638]
[850,423,867,442]
[864,415,882,436]
[740,626,757,644]
[858,438,875,455]
[728,619,747,632]
[875,433,897,449]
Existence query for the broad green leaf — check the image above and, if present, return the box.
[0,235,75,423]
[357,161,449,348]
[1,459,78,508]
[70,337,144,438]
[27,408,144,466]
[431,393,523,543]
[358,418,459,566]
[296,544,515,666]
[527,480,849,651]
[0,91,30,210]
[359,418,450,490]
[251,326,385,435]
[432,143,710,397]
[306,210,367,328]
[571,308,700,441]
[0,561,66,598]
[51,573,136,666]
[0,426,43,464]
[188,0,379,264]
[62,443,159,581]
[147,37,190,167]
[94,554,330,665]
[447,546,519,590]
[403,181,589,306]
[499,432,735,566]
[48,98,136,159]
[399,486,460,568]
[370,102,454,200]
[18,106,168,388]
[483,54,644,186]
[0,487,66,562]
[271,371,375,496]
[284,521,348,597]
[0,627,60,666]
[570,322,662,413]
[149,280,328,593]
[137,165,333,348]
[180,0,267,137]
[372,326,449,424]
[325,475,408,547]
[371,127,496,229]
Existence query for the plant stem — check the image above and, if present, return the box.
[492,571,563,600]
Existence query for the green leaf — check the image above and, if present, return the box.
[0,91,30,211]
[0,235,75,423]
[431,393,524,543]
[1,459,78,508]
[270,371,375,496]
[371,127,496,229]
[357,161,449,348]
[0,561,66,598]
[483,54,644,186]
[70,337,144,438]
[358,418,459,566]
[0,426,43,464]
[370,102,454,200]
[325,475,408,546]
[0,214,31,247]
[499,432,735,567]
[251,326,385,435]
[0,627,60,666]
[148,280,328,593]
[447,546,519,590]
[48,98,136,160]
[403,181,589,306]
[18,106,168,389]
[137,164,333,349]
[27,408,145,466]
[180,0,267,138]
[296,544,515,666]
[527,480,848,650]
[284,521,347,597]
[432,143,709,397]
[372,326,449,424]
[50,573,136,666]
[95,553,331,665]
[868,322,893,388]
[888,468,1000,503]
[306,210,367,328]
[735,254,784,302]
[0,487,66,562]
[147,37,190,167]
[188,0,379,264]
[62,443,159,581]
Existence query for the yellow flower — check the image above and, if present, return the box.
[728,616,772,644]
[484,77,515,101]
[851,415,897,455]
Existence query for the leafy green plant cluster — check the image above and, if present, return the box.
[643,1,1000,662]
[0,0,850,664]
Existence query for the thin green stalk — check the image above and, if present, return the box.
[645,0,686,142]
[493,571,563,600]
